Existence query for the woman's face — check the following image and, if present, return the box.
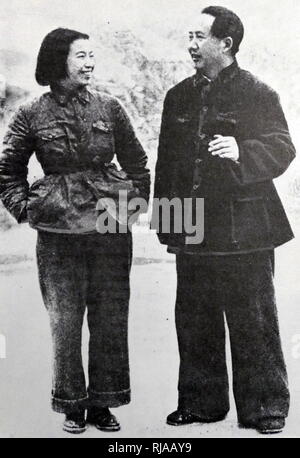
[65,38,95,89]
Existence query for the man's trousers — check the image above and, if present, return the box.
[175,250,290,424]
[36,231,132,414]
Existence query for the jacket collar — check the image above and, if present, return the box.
[193,72,211,89]
[51,85,91,106]
[193,59,239,89]
[215,59,239,85]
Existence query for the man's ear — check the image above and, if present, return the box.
[222,36,233,53]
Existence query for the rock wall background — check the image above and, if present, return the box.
[0,0,300,229]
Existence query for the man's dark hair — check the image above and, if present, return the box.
[202,6,244,55]
[35,28,89,86]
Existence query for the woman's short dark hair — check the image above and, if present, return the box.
[35,28,89,86]
[202,6,244,55]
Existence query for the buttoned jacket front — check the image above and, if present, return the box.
[0,87,150,233]
[153,61,296,253]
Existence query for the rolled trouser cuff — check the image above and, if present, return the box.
[178,393,229,419]
[237,402,290,425]
[51,395,89,414]
[87,387,131,408]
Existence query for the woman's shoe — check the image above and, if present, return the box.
[63,410,86,434]
[87,407,121,432]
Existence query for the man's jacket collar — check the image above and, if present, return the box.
[215,59,239,84]
[193,59,239,89]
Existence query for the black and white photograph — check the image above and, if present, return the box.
[0,0,299,440]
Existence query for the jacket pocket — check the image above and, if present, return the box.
[27,176,58,226]
[174,114,193,124]
[35,126,68,157]
[173,115,193,131]
[204,113,237,138]
[91,119,115,153]
[171,115,194,151]
[36,127,66,142]
[230,196,271,246]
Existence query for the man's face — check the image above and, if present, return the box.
[66,38,95,89]
[188,14,224,75]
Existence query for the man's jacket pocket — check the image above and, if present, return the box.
[230,196,271,248]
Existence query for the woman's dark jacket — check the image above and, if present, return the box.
[0,87,150,233]
[153,61,296,254]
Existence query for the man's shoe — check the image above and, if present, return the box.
[256,417,285,435]
[166,409,226,426]
[63,410,86,434]
[239,417,285,435]
[87,407,121,432]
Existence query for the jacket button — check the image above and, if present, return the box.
[198,133,206,140]
[193,184,200,191]
[195,158,202,164]
[203,106,208,112]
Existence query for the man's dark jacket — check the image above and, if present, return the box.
[153,61,296,254]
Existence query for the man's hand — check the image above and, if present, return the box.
[208,135,240,163]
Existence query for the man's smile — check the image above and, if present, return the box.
[190,52,202,62]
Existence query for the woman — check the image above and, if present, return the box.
[0,28,150,434]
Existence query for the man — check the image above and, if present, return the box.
[153,6,296,434]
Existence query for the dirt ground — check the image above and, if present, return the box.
[0,215,300,438]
